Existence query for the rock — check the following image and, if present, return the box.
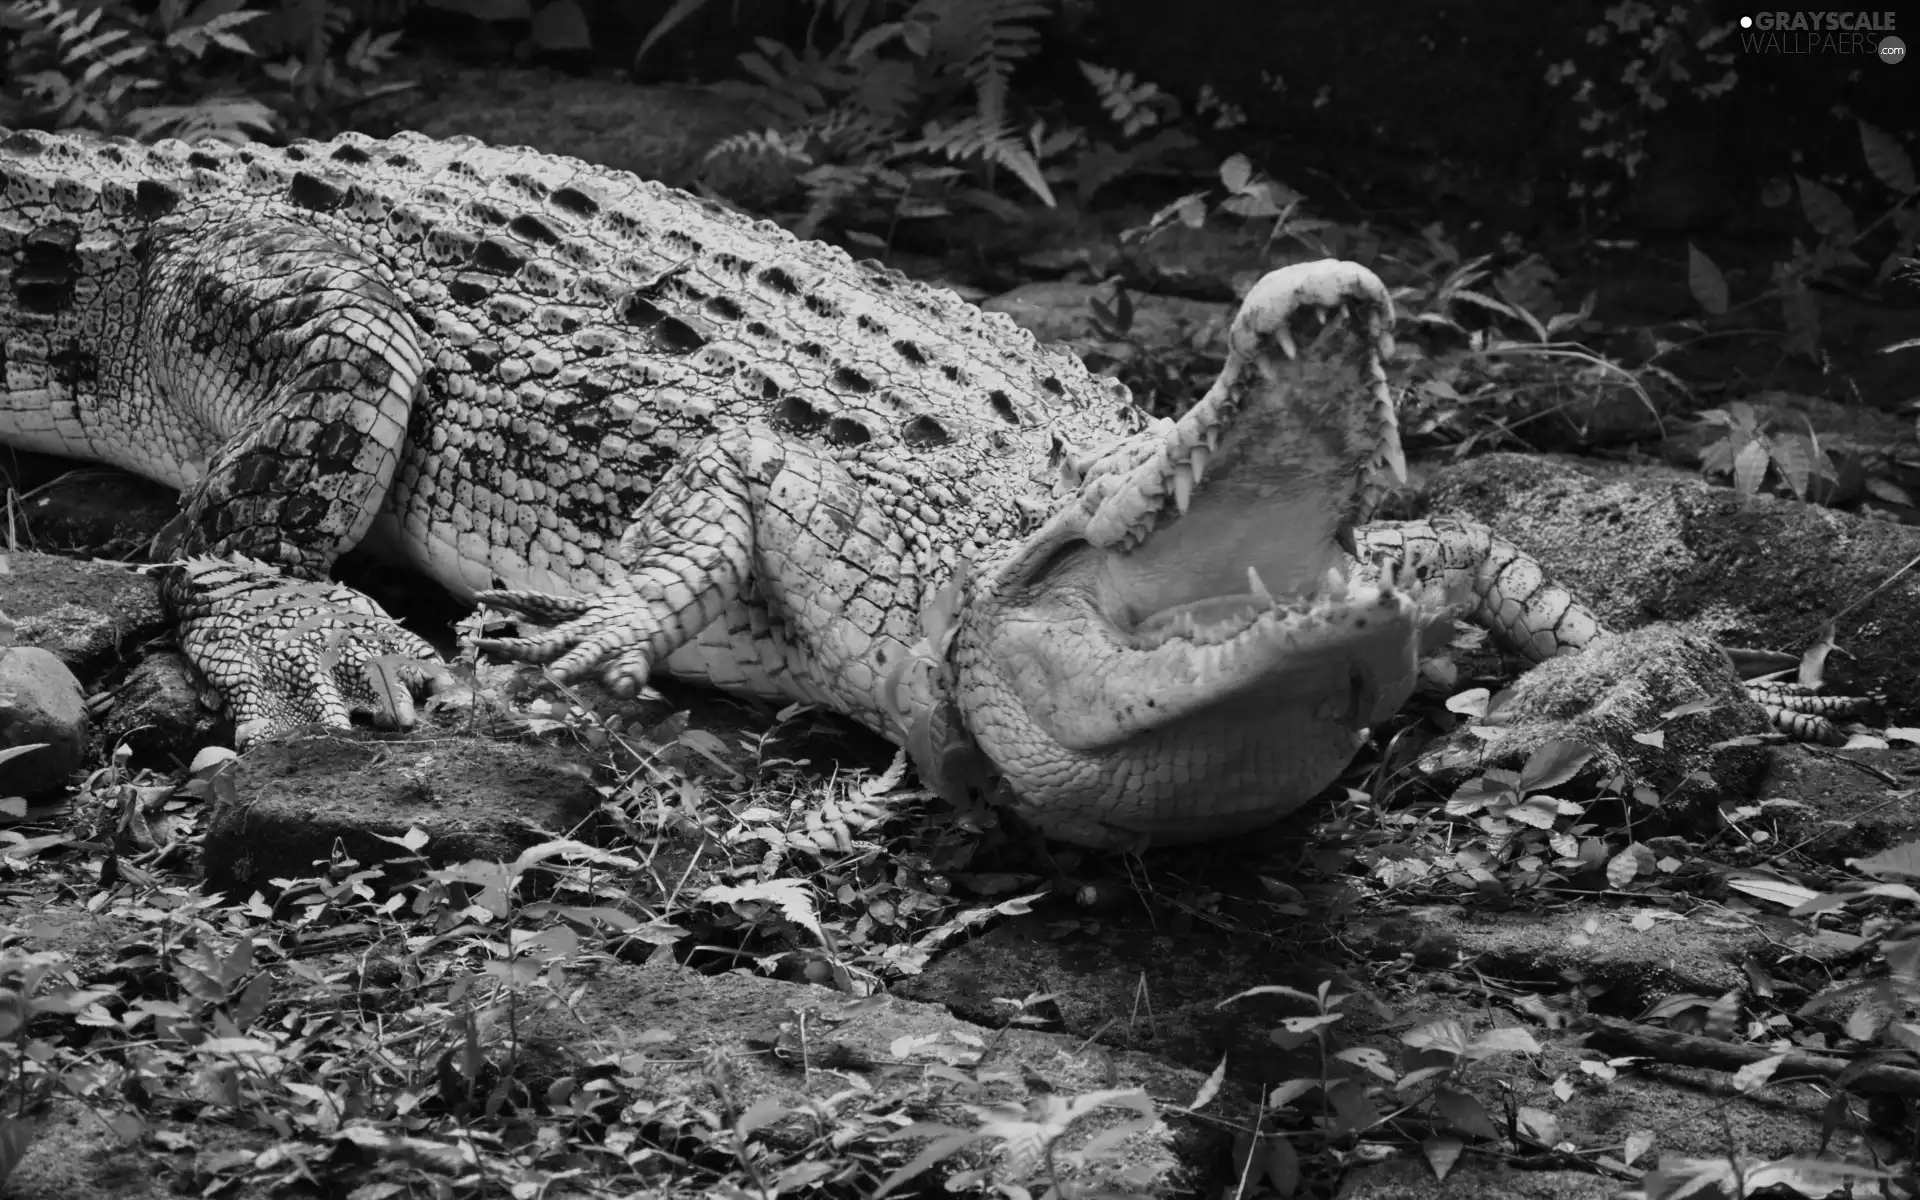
[99,650,225,767]
[1122,222,1322,303]
[519,957,1229,1195]
[0,646,88,796]
[356,62,756,190]
[7,1101,180,1200]
[1417,624,1772,818]
[0,553,166,678]
[1750,742,1920,868]
[7,466,175,559]
[1414,453,1920,717]
[893,878,1360,1086]
[1340,1159,1613,1200]
[202,729,609,892]
[1345,901,1849,1012]
[982,280,1231,354]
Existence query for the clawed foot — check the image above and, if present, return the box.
[1745,679,1872,745]
[471,584,662,697]
[160,557,445,746]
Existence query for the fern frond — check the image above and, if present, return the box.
[704,126,815,167]
[812,101,897,159]
[900,0,1049,89]
[1080,60,1175,137]
[962,0,1049,93]
[125,95,275,141]
[700,880,826,946]
[902,110,1053,204]
[795,161,887,240]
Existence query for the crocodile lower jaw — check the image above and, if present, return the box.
[951,554,1424,847]
[1126,562,1360,650]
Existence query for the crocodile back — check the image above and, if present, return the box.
[0,129,1138,598]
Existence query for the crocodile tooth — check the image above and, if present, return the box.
[1380,419,1408,482]
[1270,303,1299,360]
[1323,565,1347,596]
[1247,566,1274,606]
[1187,443,1209,487]
[1172,464,1194,514]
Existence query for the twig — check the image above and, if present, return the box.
[1796,746,1902,788]
[1580,1014,1920,1094]
[1812,547,1920,639]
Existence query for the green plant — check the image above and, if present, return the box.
[688,0,1058,237]
[0,946,119,1185]
[1695,400,1839,502]
[1686,121,1919,360]
[877,1084,1159,1197]
[1362,688,1740,897]
[1545,1,1739,204]
[1385,232,1685,461]
[1119,152,1331,257]
[2,0,411,140]
[1790,841,1920,1063]
[252,20,407,131]
[2,0,274,139]
[676,1,1225,244]
[1214,979,1552,1188]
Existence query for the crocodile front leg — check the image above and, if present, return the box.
[475,425,923,732]
[146,221,436,739]
[161,557,441,745]
[1357,519,1868,742]
[4,214,433,740]
[1356,519,1603,661]
[140,219,425,572]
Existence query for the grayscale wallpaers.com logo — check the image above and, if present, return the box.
[1737,12,1904,60]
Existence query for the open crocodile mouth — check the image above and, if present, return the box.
[988,522,1420,752]
[1068,259,1407,671]
[946,260,1421,842]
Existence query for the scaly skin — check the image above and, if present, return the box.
[0,126,1642,845]
[1,127,1139,739]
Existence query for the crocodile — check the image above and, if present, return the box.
[0,128,1823,847]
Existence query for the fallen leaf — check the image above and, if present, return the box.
[1727,877,1822,908]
